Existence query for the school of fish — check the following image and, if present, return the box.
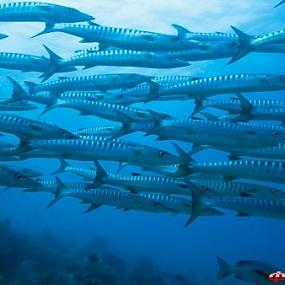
[0,2,284,284]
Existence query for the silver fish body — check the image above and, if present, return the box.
[150,119,285,149]
[156,74,285,99]
[74,125,129,138]
[18,138,179,167]
[0,52,49,72]
[44,97,163,124]
[0,2,94,24]
[191,178,285,199]
[59,49,190,70]
[0,101,37,111]
[0,113,77,140]
[191,159,285,184]
[25,73,153,94]
[33,22,200,51]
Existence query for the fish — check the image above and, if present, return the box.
[0,113,78,140]
[73,125,130,138]
[217,257,279,285]
[14,137,180,168]
[32,22,200,51]
[187,158,285,184]
[231,26,285,63]
[52,159,97,180]
[105,76,199,105]
[190,177,285,199]
[193,94,285,119]
[0,165,40,188]
[275,0,285,7]
[85,161,192,196]
[187,182,285,225]
[40,97,171,125]
[0,101,37,112]
[147,117,285,151]
[0,52,49,73]
[223,143,285,160]
[24,73,154,94]
[155,74,285,101]
[33,178,222,218]
[41,46,190,79]
[0,2,94,24]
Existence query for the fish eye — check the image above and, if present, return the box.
[61,130,68,136]
[159,150,167,156]
[16,174,23,179]
[271,189,277,193]
[272,131,279,137]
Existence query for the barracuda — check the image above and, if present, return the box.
[190,178,285,199]
[74,125,130,138]
[40,97,170,124]
[25,73,153,94]
[221,143,285,160]
[42,47,190,79]
[194,95,285,115]
[0,101,37,111]
[82,161,191,196]
[37,179,222,217]
[231,27,285,63]
[0,52,49,72]
[15,138,179,167]
[188,159,285,184]
[106,76,199,105]
[147,117,285,149]
[0,2,94,24]
[0,165,40,188]
[32,22,199,51]
[155,74,285,100]
[0,113,77,140]
[188,183,285,225]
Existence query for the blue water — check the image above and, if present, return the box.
[0,1,284,284]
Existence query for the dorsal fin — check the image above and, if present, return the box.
[172,24,191,39]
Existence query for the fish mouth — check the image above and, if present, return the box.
[0,34,8,40]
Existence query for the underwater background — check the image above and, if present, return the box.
[0,0,284,284]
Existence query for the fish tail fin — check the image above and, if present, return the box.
[31,22,55,38]
[116,111,134,128]
[236,93,253,119]
[5,77,27,103]
[216,257,232,280]
[46,176,66,208]
[229,26,253,64]
[118,122,132,138]
[185,182,208,226]
[40,45,63,81]
[172,143,194,166]
[275,0,285,7]
[52,159,69,175]
[86,161,107,190]
[24,81,37,94]
[191,96,204,116]
[39,102,57,117]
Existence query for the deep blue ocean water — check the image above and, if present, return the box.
[0,1,284,284]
